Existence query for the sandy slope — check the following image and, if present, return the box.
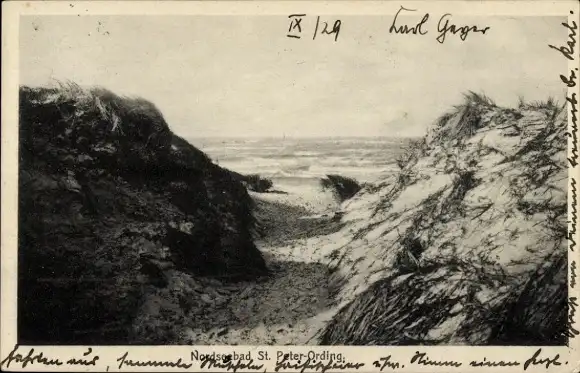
[180,185,343,345]
[175,100,566,347]
[320,101,568,345]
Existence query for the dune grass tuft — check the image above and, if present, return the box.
[462,91,497,107]
[321,174,362,202]
[227,170,274,193]
[243,174,274,193]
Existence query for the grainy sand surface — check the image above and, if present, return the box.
[182,183,344,345]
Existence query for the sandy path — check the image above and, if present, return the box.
[182,186,341,345]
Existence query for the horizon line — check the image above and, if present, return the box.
[184,134,424,139]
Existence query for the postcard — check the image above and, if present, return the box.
[1,1,579,372]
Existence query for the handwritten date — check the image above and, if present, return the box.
[288,14,341,42]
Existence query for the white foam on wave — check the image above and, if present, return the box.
[191,136,411,183]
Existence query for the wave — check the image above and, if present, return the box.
[194,136,410,183]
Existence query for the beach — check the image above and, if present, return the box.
[16,84,569,347]
[179,179,345,345]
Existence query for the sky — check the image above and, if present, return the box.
[20,15,567,138]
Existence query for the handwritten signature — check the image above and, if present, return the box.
[389,6,490,44]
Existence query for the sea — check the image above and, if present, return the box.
[188,137,416,185]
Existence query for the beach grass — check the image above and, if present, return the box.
[320,174,362,202]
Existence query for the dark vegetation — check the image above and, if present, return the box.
[322,251,567,346]
[229,171,274,193]
[320,174,362,202]
[18,82,267,344]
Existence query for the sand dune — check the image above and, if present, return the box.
[180,95,568,346]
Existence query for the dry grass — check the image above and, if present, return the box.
[430,91,496,144]
[22,81,171,149]
[462,91,497,107]
[518,96,566,125]
[395,138,426,169]
[518,96,559,111]
[434,112,454,129]
[320,247,521,345]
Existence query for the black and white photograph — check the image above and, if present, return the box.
[2,0,579,371]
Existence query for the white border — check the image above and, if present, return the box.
[1,1,579,372]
